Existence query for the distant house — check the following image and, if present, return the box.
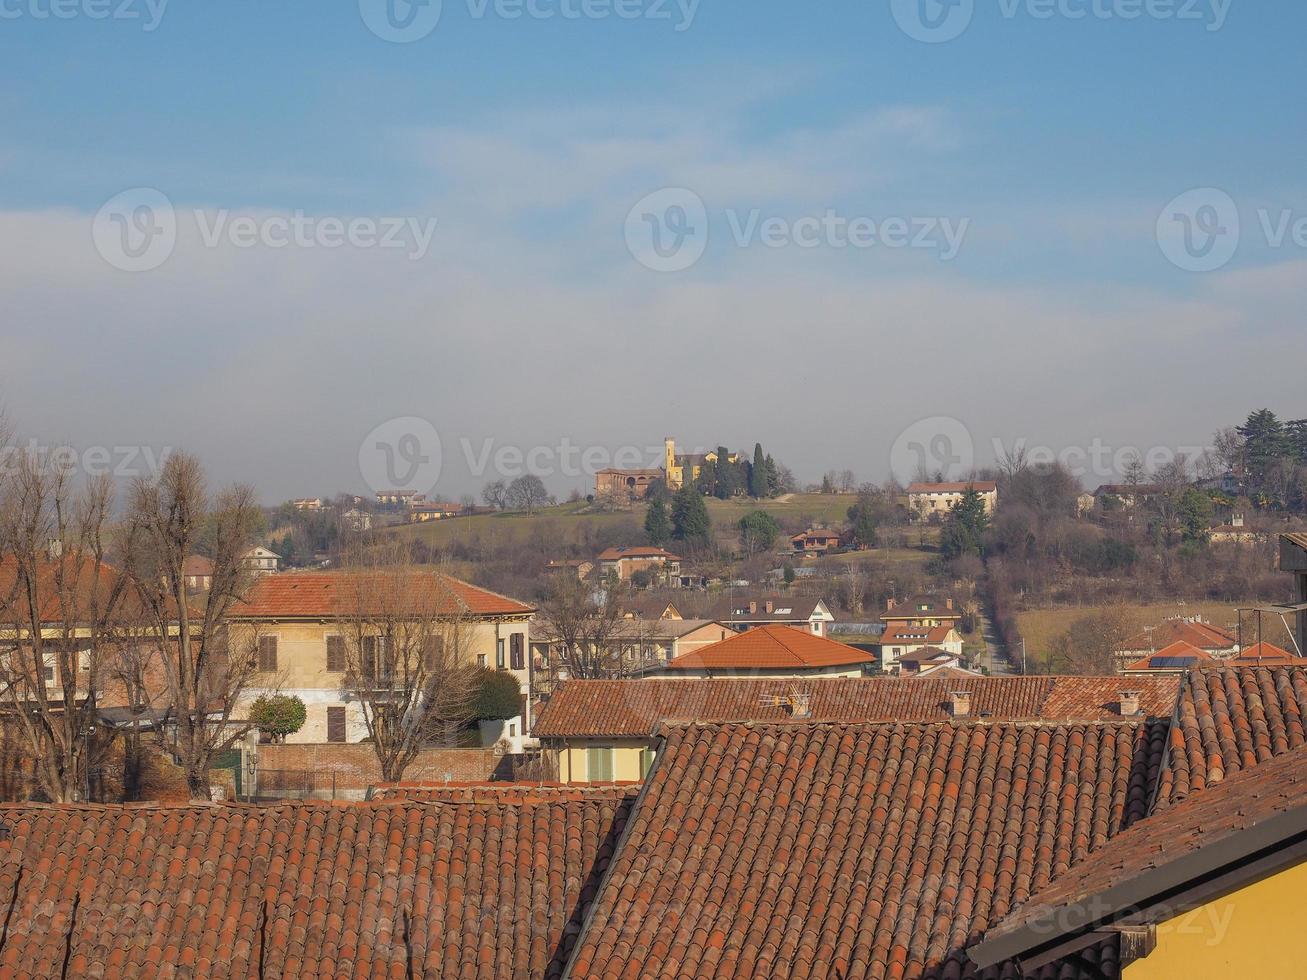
[374,490,424,508]
[342,509,372,532]
[594,468,664,501]
[1114,618,1238,669]
[1093,483,1164,508]
[878,622,964,674]
[1122,640,1217,675]
[596,547,681,583]
[408,501,461,523]
[897,646,966,676]
[291,498,324,512]
[882,595,963,629]
[181,555,214,593]
[544,559,595,581]
[790,528,842,555]
[660,624,874,679]
[1210,513,1267,545]
[618,597,683,620]
[907,481,998,522]
[242,546,281,577]
[709,595,836,637]
[528,617,730,678]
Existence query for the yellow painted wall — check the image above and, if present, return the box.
[1124,858,1307,980]
[557,739,653,783]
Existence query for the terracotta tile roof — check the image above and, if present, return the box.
[880,622,956,646]
[0,794,632,979]
[1122,640,1215,672]
[1230,641,1301,665]
[596,547,681,562]
[1155,665,1307,810]
[882,596,960,620]
[664,624,874,672]
[975,742,1307,970]
[533,676,1181,738]
[567,720,1166,980]
[1119,619,1236,652]
[0,553,126,625]
[230,570,534,619]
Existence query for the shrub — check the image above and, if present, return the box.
[475,670,523,721]
[249,694,307,743]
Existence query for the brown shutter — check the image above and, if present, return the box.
[423,635,444,671]
[361,635,377,681]
[258,636,278,672]
[326,706,346,743]
[510,633,525,671]
[326,635,345,672]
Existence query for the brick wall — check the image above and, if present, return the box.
[254,743,499,800]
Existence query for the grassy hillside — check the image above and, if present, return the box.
[1016,602,1295,663]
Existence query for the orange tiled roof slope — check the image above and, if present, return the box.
[566,720,1167,980]
[533,675,1181,738]
[0,794,630,979]
[1123,640,1215,672]
[664,624,874,672]
[977,740,1307,965]
[1229,641,1301,666]
[1119,618,1236,652]
[231,569,534,619]
[1154,664,1307,810]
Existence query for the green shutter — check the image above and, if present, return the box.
[587,747,614,783]
[640,747,655,779]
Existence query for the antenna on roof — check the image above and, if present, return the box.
[759,689,812,720]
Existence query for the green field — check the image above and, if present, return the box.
[391,493,865,552]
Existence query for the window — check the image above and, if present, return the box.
[258,635,278,672]
[43,663,55,684]
[361,635,392,682]
[423,635,444,672]
[326,635,345,672]
[587,747,614,783]
[640,747,656,779]
[509,633,525,671]
[496,638,506,669]
[326,706,347,743]
[477,654,487,669]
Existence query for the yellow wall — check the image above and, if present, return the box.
[1124,858,1307,980]
[556,739,653,783]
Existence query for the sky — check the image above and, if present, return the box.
[1,0,1304,502]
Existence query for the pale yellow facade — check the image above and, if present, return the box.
[555,738,655,784]
[230,616,531,743]
[1124,858,1307,980]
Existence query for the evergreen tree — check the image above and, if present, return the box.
[737,510,781,553]
[764,455,780,496]
[671,485,712,545]
[749,443,768,498]
[846,491,879,550]
[644,497,672,545]
[939,486,990,559]
[1238,409,1288,483]
[1177,488,1213,543]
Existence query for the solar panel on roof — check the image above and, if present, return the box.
[1150,656,1198,668]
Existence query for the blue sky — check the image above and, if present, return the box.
[1,1,1304,499]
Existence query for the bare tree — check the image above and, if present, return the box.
[482,480,508,511]
[536,576,654,680]
[122,451,264,800]
[334,542,480,783]
[0,447,127,802]
[506,475,551,515]
[1211,426,1246,476]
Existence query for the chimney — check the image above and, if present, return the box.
[1119,691,1142,717]
[948,691,972,718]
[887,597,897,611]
[1232,513,1245,528]
[765,600,774,614]
[946,597,954,610]
[749,601,758,615]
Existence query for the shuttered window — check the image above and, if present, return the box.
[258,636,278,672]
[326,706,346,743]
[496,638,506,669]
[509,633,525,671]
[423,635,444,671]
[326,635,345,672]
[587,747,614,783]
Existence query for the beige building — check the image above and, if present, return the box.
[229,570,535,744]
[907,481,998,522]
[596,547,681,583]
